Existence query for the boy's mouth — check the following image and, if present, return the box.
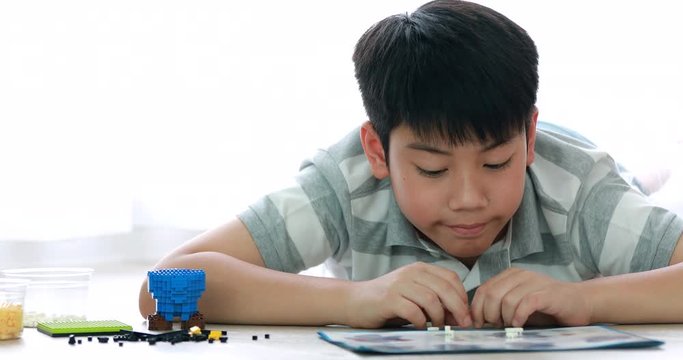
[447,223,487,238]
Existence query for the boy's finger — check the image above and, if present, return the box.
[501,281,537,326]
[482,290,504,327]
[392,298,428,329]
[414,272,471,327]
[511,292,545,327]
[403,284,446,327]
[471,287,505,328]
[496,271,556,326]
[471,269,529,327]
[424,265,468,304]
[470,286,490,328]
[512,290,564,328]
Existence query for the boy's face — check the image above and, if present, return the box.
[361,114,537,265]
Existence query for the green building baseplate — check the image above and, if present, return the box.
[37,320,133,337]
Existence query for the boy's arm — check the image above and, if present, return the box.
[471,233,683,327]
[138,217,471,327]
[580,232,683,324]
[138,217,353,325]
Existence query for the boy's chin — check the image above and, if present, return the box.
[428,232,497,263]
[444,232,506,262]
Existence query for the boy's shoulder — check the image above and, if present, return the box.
[322,126,365,163]
[532,128,613,181]
[528,129,624,216]
[300,127,385,198]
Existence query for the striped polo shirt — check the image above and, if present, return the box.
[239,127,683,292]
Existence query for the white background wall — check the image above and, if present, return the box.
[1,1,681,266]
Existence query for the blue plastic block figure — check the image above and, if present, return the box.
[147,268,206,331]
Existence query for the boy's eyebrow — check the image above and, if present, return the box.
[406,142,452,155]
[482,137,513,151]
[406,137,514,155]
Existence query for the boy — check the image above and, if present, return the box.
[139,0,683,329]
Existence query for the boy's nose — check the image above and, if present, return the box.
[447,173,487,211]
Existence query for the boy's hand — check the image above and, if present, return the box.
[470,268,592,328]
[345,262,471,329]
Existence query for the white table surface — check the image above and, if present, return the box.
[3,323,683,359]
[2,263,682,359]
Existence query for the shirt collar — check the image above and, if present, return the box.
[509,172,546,260]
[384,187,429,248]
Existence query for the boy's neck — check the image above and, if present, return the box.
[457,223,510,269]
[416,222,510,270]
[458,256,478,269]
[414,227,479,269]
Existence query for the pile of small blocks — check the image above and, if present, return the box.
[67,328,229,346]
[114,327,228,345]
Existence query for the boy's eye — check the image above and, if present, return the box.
[484,159,511,170]
[416,167,447,178]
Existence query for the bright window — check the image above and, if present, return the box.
[1,1,681,265]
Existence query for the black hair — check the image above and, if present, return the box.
[352,0,538,154]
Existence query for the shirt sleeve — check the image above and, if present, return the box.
[575,161,683,276]
[237,160,348,274]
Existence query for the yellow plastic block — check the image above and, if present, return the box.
[189,326,202,335]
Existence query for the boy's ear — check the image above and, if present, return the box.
[526,109,539,166]
[360,121,390,179]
